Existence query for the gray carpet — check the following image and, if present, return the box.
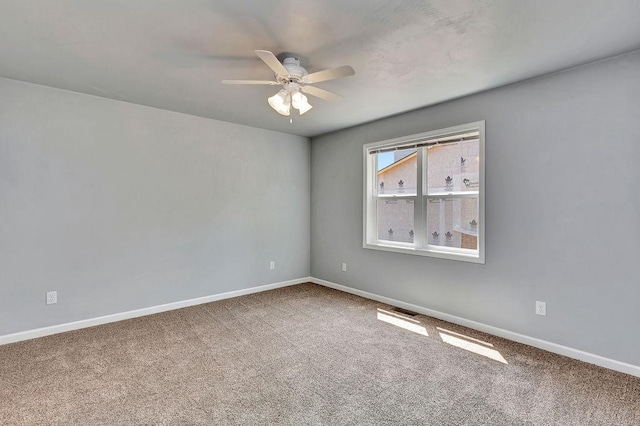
[1,283,639,425]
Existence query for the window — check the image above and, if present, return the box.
[363,121,485,263]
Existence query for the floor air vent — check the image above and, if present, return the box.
[392,307,419,317]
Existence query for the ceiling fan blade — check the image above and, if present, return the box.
[222,80,280,85]
[301,65,355,84]
[301,85,342,102]
[255,50,290,78]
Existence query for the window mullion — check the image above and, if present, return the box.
[378,194,418,200]
[414,148,424,248]
[426,193,479,199]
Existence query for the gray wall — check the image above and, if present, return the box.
[311,51,640,366]
[0,78,310,336]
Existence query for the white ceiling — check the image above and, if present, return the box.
[2,1,639,137]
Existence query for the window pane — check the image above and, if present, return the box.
[427,140,479,193]
[427,197,478,250]
[377,148,417,195]
[377,199,415,243]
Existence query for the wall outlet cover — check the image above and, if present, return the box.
[536,301,546,316]
[46,291,57,305]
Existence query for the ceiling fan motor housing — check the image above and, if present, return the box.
[282,57,308,79]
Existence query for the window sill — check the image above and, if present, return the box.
[363,242,485,264]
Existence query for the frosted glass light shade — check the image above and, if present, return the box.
[297,99,313,115]
[268,90,291,116]
[291,91,312,115]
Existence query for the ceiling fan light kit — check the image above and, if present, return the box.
[222,50,354,118]
[268,83,313,116]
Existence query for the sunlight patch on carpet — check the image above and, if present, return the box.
[377,308,428,336]
[439,331,508,364]
[436,327,494,347]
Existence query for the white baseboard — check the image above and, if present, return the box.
[0,277,311,346]
[3,276,638,378]
[310,277,640,378]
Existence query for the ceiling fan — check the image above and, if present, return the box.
[222,50,355,116]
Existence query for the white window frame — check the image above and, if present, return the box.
[363,121,485,264]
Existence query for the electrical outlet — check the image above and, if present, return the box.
[535,301,546,316]
[46,291,57,305]
[341,262,347,272]
[269,261,275,270]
